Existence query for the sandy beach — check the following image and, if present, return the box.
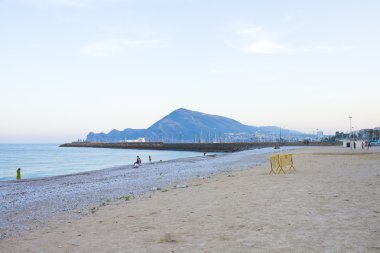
[1,146,380,252]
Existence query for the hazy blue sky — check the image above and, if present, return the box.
[1,0,379,143]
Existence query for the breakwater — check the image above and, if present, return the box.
[60,141,341,152]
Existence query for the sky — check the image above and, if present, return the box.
[1,0,379,143]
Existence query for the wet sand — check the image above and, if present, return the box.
[1,146,380,252]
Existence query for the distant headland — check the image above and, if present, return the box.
[84,108,310,143]
[63,108,341,152]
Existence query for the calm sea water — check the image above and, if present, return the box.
[0,144,204,181]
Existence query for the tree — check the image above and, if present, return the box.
[369,129,374,139]
[374,130,380,140]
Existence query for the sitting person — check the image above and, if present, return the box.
[134,155,142,167]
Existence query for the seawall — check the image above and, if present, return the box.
[59,141,341,152]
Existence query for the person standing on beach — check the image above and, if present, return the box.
[149,155,151,163]
[16,168,21,181]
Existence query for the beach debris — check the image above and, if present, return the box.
[90,207,97,214]
[174,184,188,189]
[160,233,175,243]
[150,187,162,191]
[219,234,229,241]
[161,189,168,192]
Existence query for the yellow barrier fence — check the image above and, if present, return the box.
[280,154,296,173]
[269,154,284,174]
[269,153,296,174]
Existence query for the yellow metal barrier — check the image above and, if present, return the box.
[280,154,296,173]
[269,153,296,174]
[269,154,285,174]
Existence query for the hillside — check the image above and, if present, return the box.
[85,108,303,142]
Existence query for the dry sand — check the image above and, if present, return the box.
[1,146,380,252]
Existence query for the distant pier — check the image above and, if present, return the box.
[59,141,341,152]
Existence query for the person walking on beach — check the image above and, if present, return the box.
[16,168,21,181]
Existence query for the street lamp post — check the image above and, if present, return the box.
[349,116,352,140]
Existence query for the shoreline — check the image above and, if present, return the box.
[0,146,298,239]
[1,146,379,252]
[0,144,211,182]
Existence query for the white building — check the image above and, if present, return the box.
[125,137,146,143]
[342,139,363,148]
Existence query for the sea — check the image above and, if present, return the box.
[0,144,205,181]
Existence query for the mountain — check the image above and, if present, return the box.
[86,128,146,143]
[145,108,257,140]
[85,108,304,142]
